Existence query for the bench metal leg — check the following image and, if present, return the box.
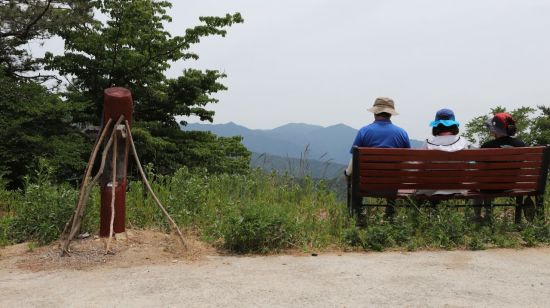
[514,196,523,224]
[384,199,396,221]
[473,198,492,222]
[351,196,361,216]
[535,195,545,221]
[351,196,366,226]
[346,178,352,216]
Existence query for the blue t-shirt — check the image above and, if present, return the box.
[349,119,411,152]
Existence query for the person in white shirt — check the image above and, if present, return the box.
[417,108,468,196]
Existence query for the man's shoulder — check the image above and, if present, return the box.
[387,123,409,135]
[359,121,409,141]
[365,121,406,131]
[358,123,377,132]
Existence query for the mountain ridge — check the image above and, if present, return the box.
[181,122,423,165]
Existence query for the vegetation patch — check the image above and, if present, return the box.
[2,166,549,254]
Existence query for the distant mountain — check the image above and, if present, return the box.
[182,122,423,165]
[250,153,346,179]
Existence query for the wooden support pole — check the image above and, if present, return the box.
[61,115,125,254]
[60,118,113,241]
[124,120,186,249]
[105,132,118,254]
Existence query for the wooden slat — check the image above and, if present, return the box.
[389,190,538,199]
[356,147,545,156]
[360,182,538,191]
[353,146,548,199]
[359,169,541,177]
[360,161,541,170]
[358,154,542,163]
[360,175,540,184]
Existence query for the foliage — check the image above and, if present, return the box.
[530,106,550,146]
[128,168,348,253]
[44,0,243,126]
[131,123,250,175]
[0,0,93,81]
[41,0,249,177]
[0,71,89,188]
[343,197,550,252]
[2,166,549,253]
[521,221,550,247]
[5,160,77,245]
[0,216,9,246]
[221,202,299,253]
[464,106,549,146]
[0,1,93,188]
[1,0,249,186]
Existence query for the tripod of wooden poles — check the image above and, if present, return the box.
[59,115,186,255]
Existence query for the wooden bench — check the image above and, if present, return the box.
[347,146,550,223]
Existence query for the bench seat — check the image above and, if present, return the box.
[348,146,550,220]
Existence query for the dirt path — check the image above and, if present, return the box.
[2,246,550,307]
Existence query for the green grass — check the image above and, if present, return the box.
[1,166,549,254]
[129,167,348,252]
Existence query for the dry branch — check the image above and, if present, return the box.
[105,132,118,254]
[124,120,187,249]
[61,115,125,255]
[60,118,112,242]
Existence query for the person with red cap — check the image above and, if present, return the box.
[475,112,532,222]
[482,112,525,148]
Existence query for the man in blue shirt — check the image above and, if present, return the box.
[345,97,410,175]
[345,97,411,220]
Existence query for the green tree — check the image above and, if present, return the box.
[0,70,89,188]
[131,123,250,175]
[1,0,93,81]
[530,106,550,146]
[464,106,549,146]
[44,0,249,174]
[45,0,243,126]
[0,1,94,187]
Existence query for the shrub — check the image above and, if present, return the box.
[366,224,395,251]
[342,226,367,248]
[0,216,10,247]
[221,202,299,254]
[1,163,549,253]
[467,235,486,250]
[7,163,77,245]
[521,221,550,247]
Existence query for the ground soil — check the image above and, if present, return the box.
[1,230,550,307]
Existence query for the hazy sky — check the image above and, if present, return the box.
[35,0,550,139]
[166,0,550,139]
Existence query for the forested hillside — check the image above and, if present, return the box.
[183,122,424,165]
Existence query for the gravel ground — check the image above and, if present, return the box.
[2,247,550,307]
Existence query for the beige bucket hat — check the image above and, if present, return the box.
[367,97,399,115]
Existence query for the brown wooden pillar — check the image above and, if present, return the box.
[99,87,133,237]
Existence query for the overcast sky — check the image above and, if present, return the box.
[35,0,550,139]
[164,0,549,139]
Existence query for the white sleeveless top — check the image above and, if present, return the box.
[421,135,468,152]
[417,135,469,196]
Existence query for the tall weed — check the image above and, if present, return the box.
[1,164,549,254]
[8,161,77,245]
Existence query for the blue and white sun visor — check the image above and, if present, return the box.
[429,119,460,127]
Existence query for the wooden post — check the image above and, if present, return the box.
[99,87,133,237]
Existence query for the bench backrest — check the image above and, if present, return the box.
[352,146,550,196]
